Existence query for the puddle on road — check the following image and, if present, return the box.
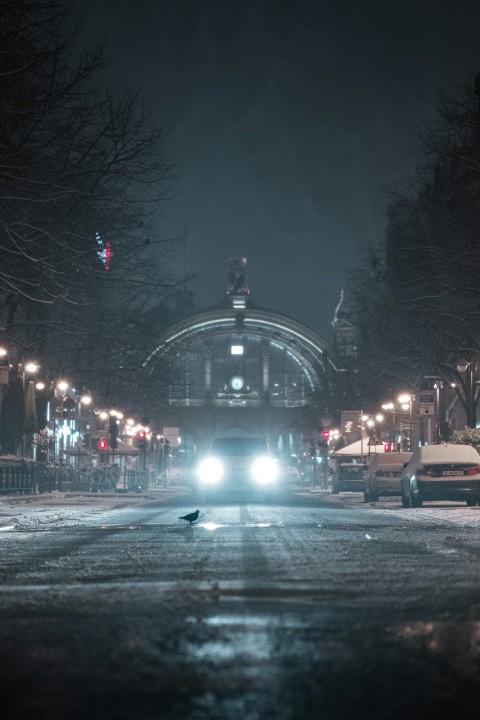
[183,613,311,663]
[189,614,308,628]
[396,619,480,673]
[183,611,480,678]
[200,522,224,531]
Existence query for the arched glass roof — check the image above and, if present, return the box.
[146,307,332,393]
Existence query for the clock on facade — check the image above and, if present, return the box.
[229,375,245,392]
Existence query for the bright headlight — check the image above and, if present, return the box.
[251,456,279,484]
[197,457,223,484]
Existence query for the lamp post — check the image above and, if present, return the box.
[21,361,40,458]
[382,402,396,450]
[109,409,121,465]
[75,391,93,467]
[456,360,478,428]
[55,380,69,462]
[398,393,413,451]
[432,380,449,442]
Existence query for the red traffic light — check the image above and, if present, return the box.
[384,442,391,453]
[321,430,330,439]
[97,438,107,451]
[137,430,146,440]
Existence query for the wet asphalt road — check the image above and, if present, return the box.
[2,489,480,719]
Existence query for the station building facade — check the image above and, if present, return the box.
[146,264,334,461]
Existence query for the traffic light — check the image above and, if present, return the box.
[321,430,330,440]
[97,438,107,451]
[384,442,391,453]
[137,430,146,449]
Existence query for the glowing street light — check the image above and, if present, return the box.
[397,393,413,450]
[24,361,40,375]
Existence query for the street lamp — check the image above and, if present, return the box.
[381,402,397,450]
[398,393,413,450]
[73,391,94,463]
[55,380,70,461]
[22,361,40,458]
[24,361,39,374]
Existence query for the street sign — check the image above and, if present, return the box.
[419,404,435,416]
[368,434,383,446]
[419,391,435,416]
[319,417,333,428]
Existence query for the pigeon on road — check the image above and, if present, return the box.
[178,509,200,525]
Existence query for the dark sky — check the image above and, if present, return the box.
[74,0,480,338]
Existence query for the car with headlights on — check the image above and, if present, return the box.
[400,444,480,508]
[363,451,412,502]
[194,436,280,499]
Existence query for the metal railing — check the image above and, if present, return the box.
[0,461,120,495]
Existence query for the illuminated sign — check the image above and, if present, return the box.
[96,232,111,271]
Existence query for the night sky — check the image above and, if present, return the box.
[74,0,480,338]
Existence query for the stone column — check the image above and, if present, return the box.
[203,342,213,399]
[261,341,270,398]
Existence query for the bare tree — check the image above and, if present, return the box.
[349,76,480,427]
[0,0,185,451]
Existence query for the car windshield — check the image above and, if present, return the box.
[211,438,269,456]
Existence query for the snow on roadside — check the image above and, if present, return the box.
[327,491,480,529]
[0,487,188,531]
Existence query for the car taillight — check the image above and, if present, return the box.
[466,465,480,476]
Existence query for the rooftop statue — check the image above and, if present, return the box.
[227,256,249,296]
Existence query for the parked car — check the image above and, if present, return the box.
[363,452,413,502]
[331,462,368,494]
[194,436,280,499]
[400,444,480,508]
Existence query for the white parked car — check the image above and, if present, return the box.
[400,444,480,508]
[363,452,413,502]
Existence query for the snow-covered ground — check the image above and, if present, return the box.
[0,486,189,531]
[3,486,480,533]
[320,490,480,528]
